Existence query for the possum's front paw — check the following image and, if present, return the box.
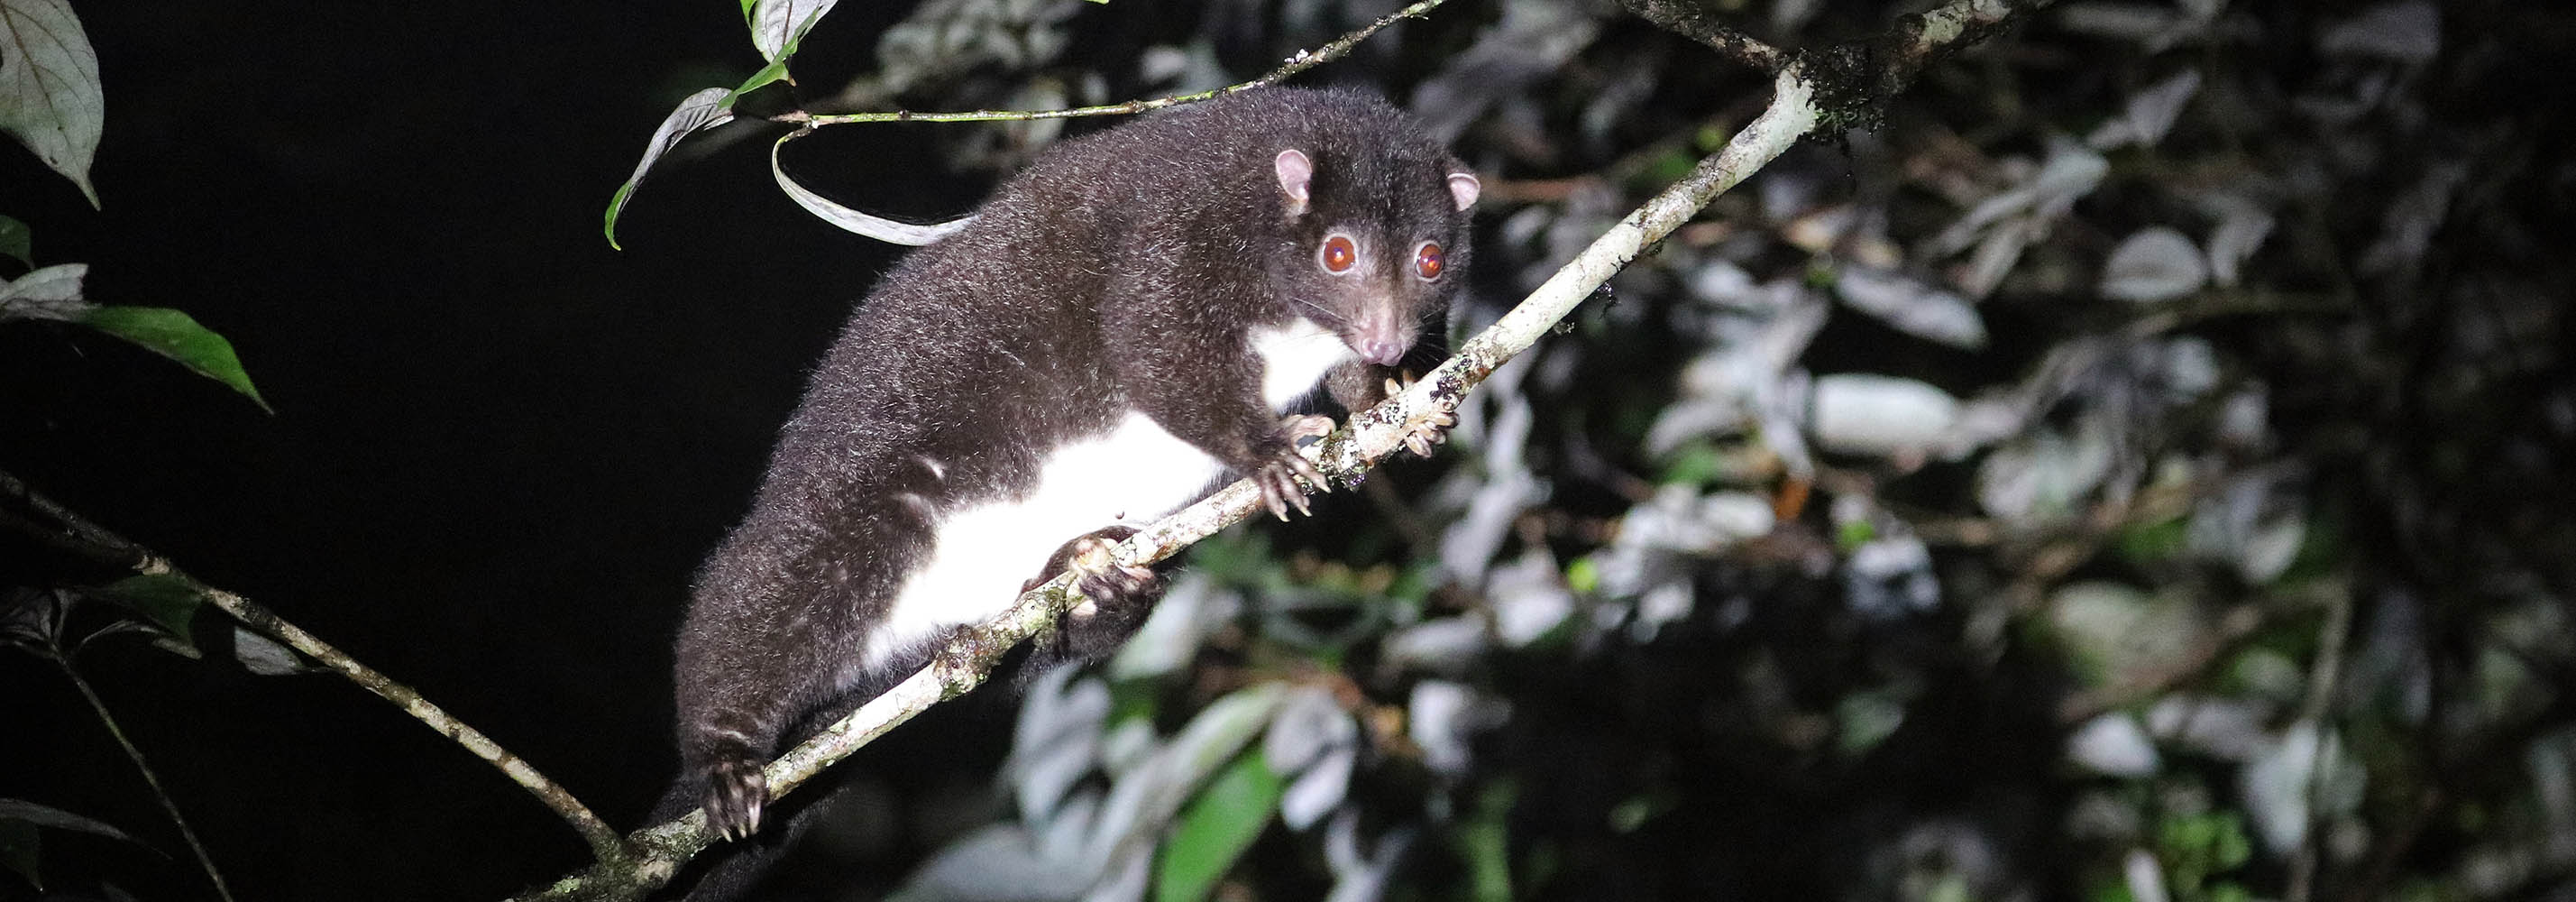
[701,755,766,841]
[1253,416,1335,520]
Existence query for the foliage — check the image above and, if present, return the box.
[714,1,2570,900]
[0,2,266,409]
[3,4,279,896]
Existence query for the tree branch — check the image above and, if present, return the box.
[56,658,239,902]
[1617,0,1789,73]
[0,468,631,865]
[1874,0,2053,98]
[781,0,1451,129]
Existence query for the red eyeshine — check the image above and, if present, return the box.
[1322,235,1357,272]
[1415,243,1444,280]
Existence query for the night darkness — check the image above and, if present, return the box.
[0,4,989,899]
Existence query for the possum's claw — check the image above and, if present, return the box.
[702,755,766,842]
[1065,533,1159,620]
[1382,377,1455,458]
[1401,408,1456,458]
[1022,526,1167,667]
[1280,412,1336,447]
[1254,456,1325,520]
[1256,416,1335,520]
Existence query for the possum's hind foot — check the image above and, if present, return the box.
[1024,525,1166,663]
[1383,376,1456,458]
[1065,530,1160,621]
[701,753,767,842]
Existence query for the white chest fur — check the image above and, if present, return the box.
[863,317,1358,667]
[1248,317,1356,409]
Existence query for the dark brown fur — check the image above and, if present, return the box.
[662,87,1474,899]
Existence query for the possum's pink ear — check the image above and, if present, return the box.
[1276,149,1314,215]
[1447,172,1481,212]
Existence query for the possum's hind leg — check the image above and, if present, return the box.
[675,507,916,842]
[674,574,843,841]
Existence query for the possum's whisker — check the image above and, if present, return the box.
[1287,295,1353,330]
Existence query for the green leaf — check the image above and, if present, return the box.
[1637,149,1697,188]
[74,306,270,411]
[1109,678,1160,725]
[2114,514,2188,565]
[1563,557,1600,594]
[1803,260,1837,290]
[1153,750,1283,902]
[0,798,160,889]
[1836,519,1876,552]
[1694,124,1731,153]
[747,0,839,64]
[1607,793,1673,833]
[1658,441,1722,486]
[1834,691,1906,758]
[1459,780,1517,902]
[0,0,104,206]
[0,261,86,320]
[230,626,309,676]
[604,86,736,251]
[84,575,203,642]
[2088,879,2138,902]
[729,59,790,101]
[0,215,29,268]
[769,130,973,244]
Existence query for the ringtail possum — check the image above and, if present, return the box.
[668,87,1480,861]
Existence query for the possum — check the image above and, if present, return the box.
[665,86,1479,882]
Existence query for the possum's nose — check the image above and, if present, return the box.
[1356,336,1407,365]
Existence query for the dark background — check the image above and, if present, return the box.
[0,4,960,898]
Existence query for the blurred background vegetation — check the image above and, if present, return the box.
[5,0,2571,900]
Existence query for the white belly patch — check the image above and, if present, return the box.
[862,317,1358,667]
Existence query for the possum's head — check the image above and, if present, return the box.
[1268,142,1480,366]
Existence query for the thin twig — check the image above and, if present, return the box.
[1882,0,2051,91]
[2287,583,2355,902]
[1617,0,1789,72]
[56,658,238,902]
[0,468,629,863]
[782,0,1450,129]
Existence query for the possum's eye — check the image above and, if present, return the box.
[1319,234,1358,274]
[1413,242,1445,281]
